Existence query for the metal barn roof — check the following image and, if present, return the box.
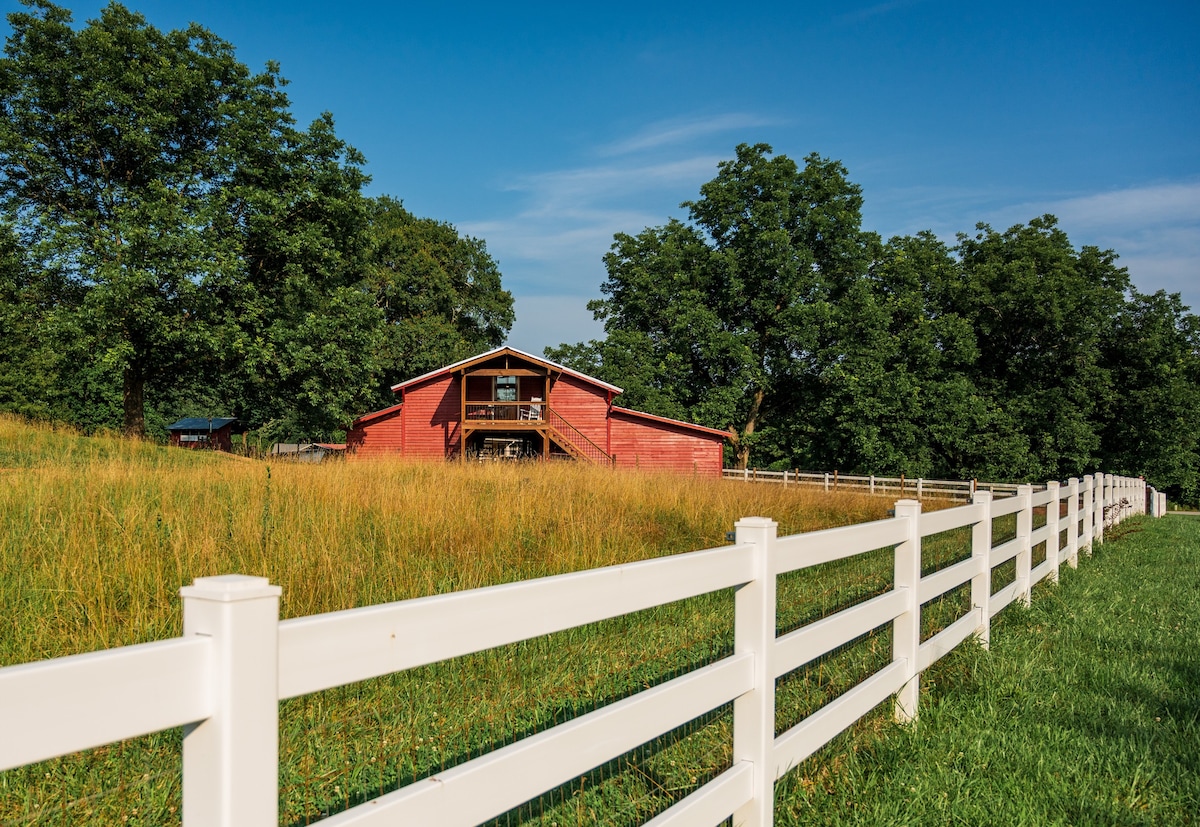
[166,417,237,431]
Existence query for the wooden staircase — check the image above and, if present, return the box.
[546,408,614,465]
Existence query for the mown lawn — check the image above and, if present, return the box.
[776,513,1200,826]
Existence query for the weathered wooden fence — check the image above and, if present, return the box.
[0,473,1160,826]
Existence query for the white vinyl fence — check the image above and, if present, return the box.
[0,473,1161,826]
[723,468,1046,500]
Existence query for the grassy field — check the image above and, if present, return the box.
[0,415,900,825]
[3,415,1184,825]
[775,512,1200,826]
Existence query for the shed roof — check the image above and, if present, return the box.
[611,406,730,439]
[167,417,236,431]
[351,401,404,428]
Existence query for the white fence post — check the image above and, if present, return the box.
[1016,484,1033,607]
[1066,478,1080,568]
[893,499,922,723]
[970,490,993,650]
[1046,481,1061,584]
[732,516,778,827]
[1081,475,1094,554]
[1095,473,1108,543]
[1111,475,1118,525]
[870,475,876,494]
[180,575,282,827]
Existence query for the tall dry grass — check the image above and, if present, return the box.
[0,414,886,666]
[4,415,968,825]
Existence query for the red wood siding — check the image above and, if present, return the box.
[609,412,724,476]
[547,374,610,451]
[346,408,404,457]
[348,375,461,459]
[402,375,462,459]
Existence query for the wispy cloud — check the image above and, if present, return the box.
[869,179,1200,312]
[598,113,778,156]
[1043,182,1200,307]
[835,0,929,26]
[460,113,768,350]
[498,156,723,216]
[1034,182,1200,230]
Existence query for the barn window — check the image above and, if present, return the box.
[496,376,517,402]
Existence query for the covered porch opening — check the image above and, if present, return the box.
[463,430,574,461]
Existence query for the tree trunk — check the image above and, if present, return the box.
[123,367,146,438]
[733,388,766,470]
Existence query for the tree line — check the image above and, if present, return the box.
[0,1,513,442]
[547,144,1200,504]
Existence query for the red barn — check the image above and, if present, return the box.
[346,347,727,475]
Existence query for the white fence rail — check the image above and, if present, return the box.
[0,472,1158,826]
[722,468,1053,500]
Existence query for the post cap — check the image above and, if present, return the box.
[180,574,281,602]
[733,516,777,528]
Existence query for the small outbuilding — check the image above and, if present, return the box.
[166,417,238,452]
[346,347,727,476]
[270,442,348,463]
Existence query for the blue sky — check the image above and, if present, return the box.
[4,1,1198,353]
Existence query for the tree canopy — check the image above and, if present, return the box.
[550,144,1200,503]
[0,1,513,442]
[548,144,879,469]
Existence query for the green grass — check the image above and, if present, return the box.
[775,514,1200,826]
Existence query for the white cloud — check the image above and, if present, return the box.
[868,179,1200,313]
[1042,182,1200,229]
[598,113,778,157]
[457,121,760,323]
[497,156,723,214]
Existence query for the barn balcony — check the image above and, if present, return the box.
[464,400,545,425]
[456,355,612,463]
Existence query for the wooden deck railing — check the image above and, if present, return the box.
[465,401,544,422]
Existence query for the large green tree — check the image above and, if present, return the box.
[0,221,67,418]
[209,111,383,441]
[0,1,470,443]
[952,216,1130,480]
[1098,289,1200,503]
[792,231,1031,479]
[551,146,1191,488]
[550,143,877,468]
[0,0,281,435]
